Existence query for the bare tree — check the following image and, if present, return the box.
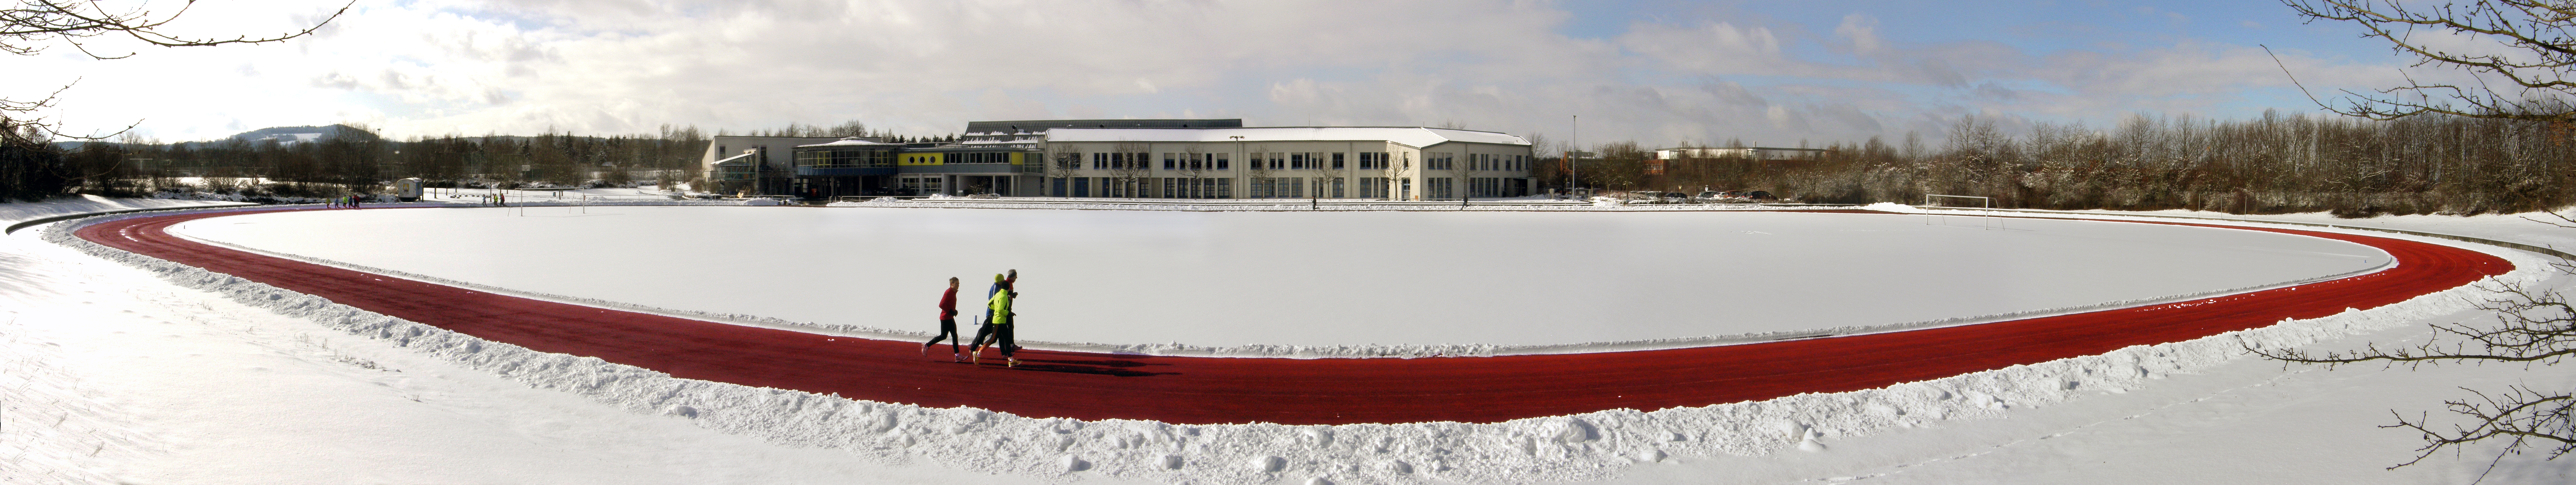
[2255,3,2576,478]
[1243,145,1273,199]
[2282,0,2576,122]
[1383,151,1406,200]
[1047,142,1082,197]
[1179,144,1208,199]
[1108,141,1149,198]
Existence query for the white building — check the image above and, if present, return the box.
[700,136,847,196]
[1039,127,1536,200]
[698,122,1541,200]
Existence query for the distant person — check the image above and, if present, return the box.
[923,277,962,361]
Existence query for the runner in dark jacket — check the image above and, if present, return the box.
[922,277,962,360]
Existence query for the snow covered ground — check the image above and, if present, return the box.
[4,199,2573,484]
[166,207,2385,352]
[0,195,251,230]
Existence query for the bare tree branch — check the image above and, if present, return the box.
[2283,0,2576,121]
[2,0,352,141]
[2256,266,2576,477]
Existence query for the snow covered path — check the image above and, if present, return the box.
[68,209,2509,426]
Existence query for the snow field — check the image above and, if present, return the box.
[168,206,2390,354]
[0,258,157,485]
[37,206,2566,484]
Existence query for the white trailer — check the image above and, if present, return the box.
[392,178,424,202]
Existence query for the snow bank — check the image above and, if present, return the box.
[824,197,1851,212]
[0,195,253,230]
[1859,202,1920,213]
[40,208,2555,484]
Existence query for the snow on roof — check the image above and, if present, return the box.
[793,137,906,149]
[1045,127,1529,147]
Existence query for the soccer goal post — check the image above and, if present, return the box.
[1922,194,2000,230]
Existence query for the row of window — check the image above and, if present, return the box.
[899,176,944,193]
[1247,177,1355,198]
[1045,176,1528,199]
[1089,152,1154,170]
[1423,153,1529,171]
[795,149,895,168]
[1066,151,1526,173]
[1054,177,1235,198]
[944,152,1014,164]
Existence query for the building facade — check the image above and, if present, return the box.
[1038,126,1536,200]
[700,135,846,196]
[702,120,1537,199]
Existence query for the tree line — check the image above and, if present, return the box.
[0,123,715,201]
[1542,111,2575,216]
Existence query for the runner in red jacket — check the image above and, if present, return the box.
[921,277,962,361]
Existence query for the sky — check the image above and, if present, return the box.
[1,0,2455,148]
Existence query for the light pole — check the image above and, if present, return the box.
[1229,135,1244,200]
[1567,115,1578,198]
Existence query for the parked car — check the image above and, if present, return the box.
[1745,190,1775,200]
[1659,192,1691,204]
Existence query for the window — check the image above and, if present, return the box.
[1073,178,1090,197]
[1163,153,1176,170]
[1331,177,1345,198]
[1290,153,1306,170]
[1427,177,1455,199]
[1215,153,1229,170]
[1358,177,1385,198]
[1332,152,1346,169]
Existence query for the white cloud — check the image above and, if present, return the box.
[1836,14,1882,55]
[2,0,2438,149]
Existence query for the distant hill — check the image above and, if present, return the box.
[49,125,628,152]
[53,124,382,151]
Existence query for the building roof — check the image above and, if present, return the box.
[794,137,907,149]
[1045,127,1530,148]
[964,119,1242,135]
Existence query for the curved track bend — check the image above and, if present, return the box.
[76,209,2512,425]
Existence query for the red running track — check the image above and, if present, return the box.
[76,208,2512,425]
